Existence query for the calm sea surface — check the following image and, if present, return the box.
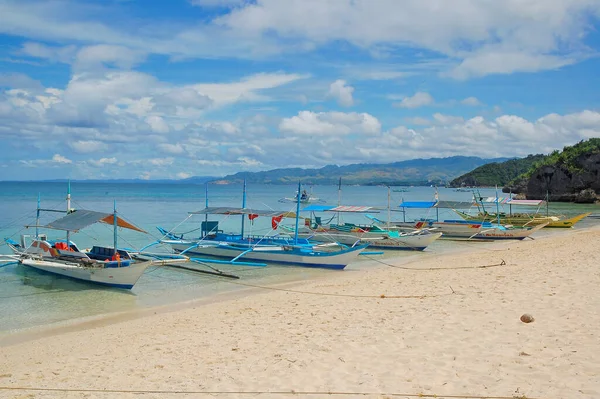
[1,182,599,333]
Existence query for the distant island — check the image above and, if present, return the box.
[7,141,599,203]
[212,156,511,186]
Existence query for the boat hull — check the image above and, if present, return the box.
[20,258,152,289]
[170,242,365,270]
[455,211,591,228]
[300,231,442,250]
[394,220,545,240]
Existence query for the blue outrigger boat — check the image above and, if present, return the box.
[157,182,368,270]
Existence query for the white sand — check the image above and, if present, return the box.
[1,227,599,399]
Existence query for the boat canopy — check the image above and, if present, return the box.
[475,197,544,206]
[302,205,378,213]
[189,207,295,217]
[398,200,478,209]
[38,209,146,233]
[398,201,437,209]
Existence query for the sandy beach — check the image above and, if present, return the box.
[1,226,599,399]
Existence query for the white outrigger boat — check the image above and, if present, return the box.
[3,188,189,289]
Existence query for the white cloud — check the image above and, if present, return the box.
[146,115,170,133]
[327,80,354,107]
[404,117,431,126]
[461,97,482,106]
[189,0,247,7]
[279,111,381,136]
[194,73,306,107]
[148,158,174,167]
[68,140,108,153]
[20,42,77,64]
[52,154,72,164]
[176,172,192,179]
[158,143,186,155]
[394,92,434,109]
[73,45,146,72]
[0,73,43,90]
[432,113,464,125]
[2,0,597,77]
[87,157,117,167]
[447,50,577,80]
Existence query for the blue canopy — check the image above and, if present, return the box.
[302,205,335,212]
[398,201,437,209]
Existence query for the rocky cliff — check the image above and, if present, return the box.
[503,152,600,203]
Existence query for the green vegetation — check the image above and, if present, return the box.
[504,138,600,188]
[525,138,600,176]
[450,154,545,187]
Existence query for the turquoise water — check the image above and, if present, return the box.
[1,182,598,333]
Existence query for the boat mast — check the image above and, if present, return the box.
[241,179,246,239]
[495,186,501,225]
[387,186,391,229]
[434,187,439,221]
[337,177,342,225]
[294,181,301,245]
[66,180,71,246]
[35,193,40,239]
[205,183,208,227]
[113,199,118,255]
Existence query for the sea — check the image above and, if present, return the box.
[1,182,599,334]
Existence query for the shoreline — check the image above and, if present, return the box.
[1,226,599,398]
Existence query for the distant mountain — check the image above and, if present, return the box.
[212,156,511,186]
[449,154,545,188]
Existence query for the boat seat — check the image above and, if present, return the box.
[87,246,129,260]
[201,221,222,236]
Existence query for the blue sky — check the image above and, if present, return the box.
[1,0,599,180]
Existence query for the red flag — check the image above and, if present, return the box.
[271,215,283,229]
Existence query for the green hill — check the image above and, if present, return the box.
[449,154,546,187]
[504,138,600,202]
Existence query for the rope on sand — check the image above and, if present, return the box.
[363,256,509,271]
[0,386,541,398]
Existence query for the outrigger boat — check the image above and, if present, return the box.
[280,204,442,250]
[158,182,367,270]
[278,186,322,204]
[4,205,189,289]
[278,183,441,251]
[454,195,590,228]
[391,196,547,240]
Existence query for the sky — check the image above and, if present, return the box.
[1,0,600,181]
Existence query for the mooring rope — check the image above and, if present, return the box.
[0,386,542,398]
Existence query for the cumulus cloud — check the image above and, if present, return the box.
[394,92,434,109]
[68,140,108,154]
[146,115,170,133]
[327,80,354,107]
[52,154,72,164]
[158,143,186,155]
[461,97,482,106]
[404,117,431,126]
[432,113,464,125]
[279,111,381,136]
[87,157,117,167]
[2,0,597,77]
[73,45,146,72]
